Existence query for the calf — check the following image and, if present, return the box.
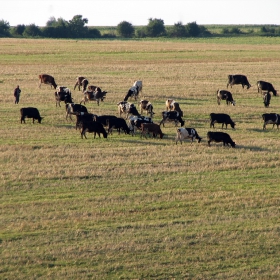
[124,85,139,101]
[257,81,277,96]
[128,115,153,135]
[66,103,88,120]
[207,131,236,148]
[217,90,235,106]
[210,113,235,129]
[262,113,280,130]
[80,121,107,139]
[55,86,73,107]
[107,118,131,135]
[263,92,271,108]
[160,111,185,127]
[38,74,57,89]
[94,115,117,127]
[175,128,202,144]
[166,99,183,117]
[139,100,155,118]
[74,76,88,91]
[141,123,164,139]
[20,107,43,124]
[227,74,251,89]
[75,112,97,130]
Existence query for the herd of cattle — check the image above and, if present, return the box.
[19,74,279,148]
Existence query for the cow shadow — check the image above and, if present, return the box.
[234,144,269,152]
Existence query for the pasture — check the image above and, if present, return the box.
[1,37,280,279]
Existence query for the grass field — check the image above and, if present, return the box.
[1,37,280,279]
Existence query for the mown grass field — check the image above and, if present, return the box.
[1,37,280,279]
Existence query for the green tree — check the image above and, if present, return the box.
[146,18,166,37]
[185,21,200,37]
[168,21,187,37]
[68,15,88,38]
[117,21,134,38]
[11,24,25,36]
[23,24,41,37]
[0,19,10,37]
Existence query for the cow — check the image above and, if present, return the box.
[124,85,140,101]
[107,118,131,135]
[133,80,143,93]
[160,111,185,127]
[139,100,155,118]
[263,92,271,108]
[262,113,280,130]
[128,115,153,136]
[217,90,236,106]
[80,121,107,139]
[55,86,73,107]
[66,103,88,120]
[20,107,43,124]
[94,115,118,127]
[210,113,235,129]
[227,74,251,89]
[257,81,277,96]
[117,102,140,119]
[207,131,236,148]
[81,88,107,106]
[38,74,57,89]
[75,112,97,130]
[175,128,202,144]
[165,99,183,117]
[141,123,164,139]
[74,76,88,91]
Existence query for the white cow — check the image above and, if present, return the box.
[175,128,202,144]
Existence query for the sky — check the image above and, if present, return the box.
[2,0,280,27]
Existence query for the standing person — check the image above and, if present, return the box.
[14,85,21,104]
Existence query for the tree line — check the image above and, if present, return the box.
[1,15,279,39]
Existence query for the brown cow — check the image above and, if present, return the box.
[74,76,88,91]
[38,74,57,89]
[141,123,164,139]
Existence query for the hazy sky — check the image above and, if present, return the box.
[2,0,280,27]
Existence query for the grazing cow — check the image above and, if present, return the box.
[175,128,202,144]
[117,102,140,119]
[139,100,155,118]
[80,121,107,139]
[74,76,88,91]
[81,88,107,106]
[207,131,236,148]
[66,103,88,120]
[257,81,277,96]
[133,80,143,93]
[38,74,57,89]
[263,92,271,108]
[227,74,251,89]
[160,111,185,127]
[124,86,140,101]
[128,115,153,135]
[165,99,183,117]
[75,112,97,130]
[94,115,118,127]
[107,117,131,135]
[210,113,235,129]
[20,107,43,124]
[217,90,236,106]
[262,113,280,130]
[55,86,73,107]
[141,123,164,139]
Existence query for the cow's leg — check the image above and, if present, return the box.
[208,140,211,146]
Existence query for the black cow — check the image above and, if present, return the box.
[160,111,185,127]
[210,113,235,129]
[128,115,153,135]
[207,131,236,148]
[263,92,271,108]
[55,87,73,107]
[107,118,131,135]
[66,103,88,120]
[257,81,277,96]
[124,86,139,101]
[80,121,107,139]
[93,115,118,127]
[227,74,251,89]
[217,90,236,106]
[262,113,280,130]
[75,112,97,130]
[20,107,43,124]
